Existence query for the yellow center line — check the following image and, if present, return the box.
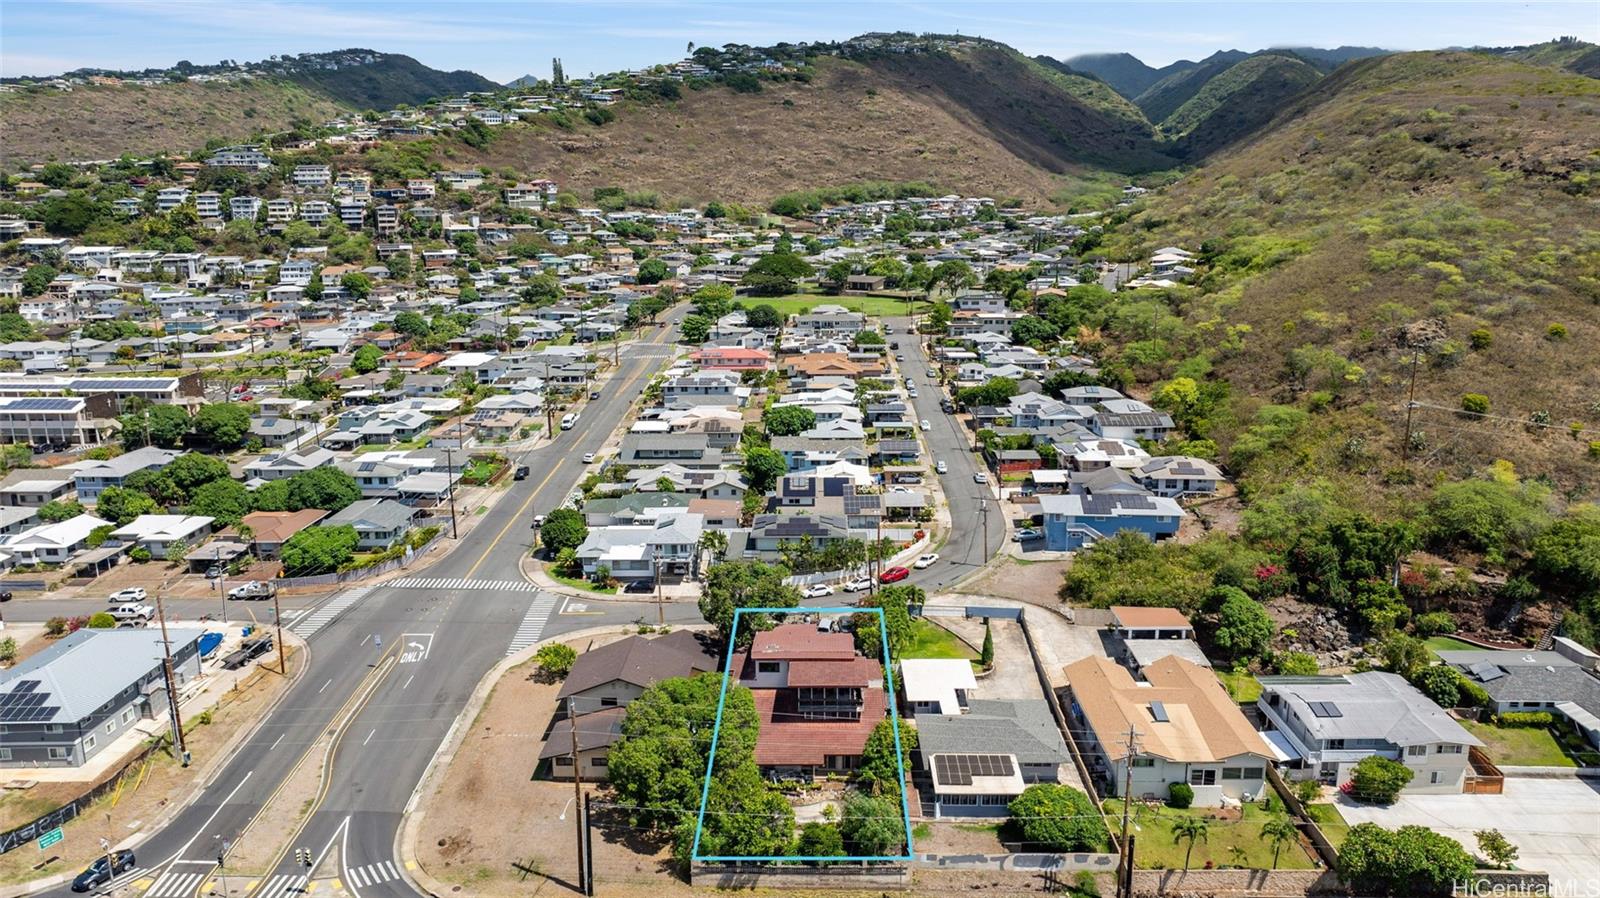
[461,320,674,578]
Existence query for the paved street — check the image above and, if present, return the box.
[30,319,689,898]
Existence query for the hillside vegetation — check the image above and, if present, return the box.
[1094,51,1600,496]
[452,50,1175,206]
[0,80,345,165]
[283,53,497,110]
[1134,51,1252,122]
[1163,54,1322,158]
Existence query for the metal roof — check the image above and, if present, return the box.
[0,628,205,724]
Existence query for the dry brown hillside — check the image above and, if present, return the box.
[457,53,1174,206]
[1104,52,1600,492]
[0,80,345,165]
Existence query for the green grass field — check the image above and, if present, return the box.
[902,619,980,662]
[1104,800,1316,870]
[1303,803,1351,849]
[1461,719,1575,767]
[750,294,931,319]
[1423,636,1481,653]
[1216,669,1263,704]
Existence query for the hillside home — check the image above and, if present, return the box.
[73,447,181,503]
[916,700,1071,818]
[1036,493,1184,551]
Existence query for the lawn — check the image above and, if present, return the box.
[1103,800,1316,870]
[1303,803,1351,849]
[544,564,617,595]
[1461,719,1575,767]
[1216,669,1263,704]
[902,619,979,663]
[751,294,931,319]
[1423,636,1481,653]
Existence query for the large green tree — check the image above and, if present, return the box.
[762,405,815,437]
[284,467,362,513]
[539,508,589,553]
[1211,587,1273,661]
[741,446,786,492]
[693,762,796,860]
[351,343,383,374]
[187,478,251,526]
[120,404,192,449]
[95,486,158,525]
[839,792,905,856]
[698,560,800,642]
[164,453,231,495]
[280,525,359,575]
[191,403,253,450]
[857,718,916,797]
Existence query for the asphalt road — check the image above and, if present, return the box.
[888,318,1005,591]
[40,318,690,898]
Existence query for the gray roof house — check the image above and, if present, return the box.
[575,513,705,581]
[73,446,181,503]
[1439,649,1600,749]
[915,699,1071,818]
[0,627,204,766]
[320,498,416,550]
[1257,672,1484,793]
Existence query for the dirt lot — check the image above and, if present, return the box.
[0,650,299,887]
[962,556,1070,605]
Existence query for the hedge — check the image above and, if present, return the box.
[1494,711,1554,728]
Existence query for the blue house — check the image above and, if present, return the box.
[1037,493,1185,551]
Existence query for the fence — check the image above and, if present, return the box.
[274,530,446,591]
[1264,764,1340,869]
[0,578,48,593]
[919,852,1118,872]
[1464,746,1506,794]
[689,863,908,890]
[0,741,162,855]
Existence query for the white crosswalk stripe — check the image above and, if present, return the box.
[291,586,373,637]
[254,873,305,898]
[346,860,400,887]
[505,596,559,656]
[144,870,205,898]
[387,576,540,592]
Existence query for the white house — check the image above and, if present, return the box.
[109,514,214,559]
[3,513,112,564]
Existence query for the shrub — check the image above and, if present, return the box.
[1007,784,1103,852]
[1468,327,1492,350]
[1494,711,1554,728]
[1475,828,1518,869]
[0,636,16,663]
[1413,664,1461,708]
[1546,323,1568,341]
[130,546,153,563]
[1460,393,1490,415]
[45,616,67,636]
[534,643,577,678]
[1412,611,1456,638]
[1350,755,1413,803]
[86,612,117,629]
[1274,650,1320,676]
[1339,823,1474,896]
[1167,782,1194,808]
[1293,777,1323,805]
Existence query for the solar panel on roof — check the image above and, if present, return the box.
[933,753,1015,786]
[1149,701,1169,722]
[1469,662,1507,682]
[1309,701,1343,718]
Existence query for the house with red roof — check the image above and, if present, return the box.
[690,347,771,371]
[733,622,887,776]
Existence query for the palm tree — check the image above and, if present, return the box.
[1261,815,1299,870]
[1172,815,1209,872]
[698,529,728,562]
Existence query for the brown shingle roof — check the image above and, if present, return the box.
[555,631,720,700]
[1063,655,1271,764]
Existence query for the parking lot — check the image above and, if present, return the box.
[1334,777,1600,895]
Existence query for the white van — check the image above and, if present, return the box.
[560,412,578,430]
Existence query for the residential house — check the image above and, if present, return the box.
[0,468,76,507]
[574,513,704,581]
[915,700,1071,818]
[733,623,888,776]
[3,513,113,564]
[1036,493,1184,551]
[244,446,336,482]
[233,509,329,559]
[73,446,180,503]
[0,627,204,766]
[107,514,213,559]
[1439,649,1600,749]
[319,498,416,550]
[901,658,977,717]
[1134,457,1223,498]
[1256,672,1484,792]
[1066,655,1273,806]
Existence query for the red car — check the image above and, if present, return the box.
[879,566,910,584]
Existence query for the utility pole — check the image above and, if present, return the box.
[153,589,189,767]
[1401,351,1421,461]
[1116,724,1138,898]
[442,440,459,539]
[975,494,990,562]
[543,360,555,438]
[653,548,663,626]
[582,794,595,897]
[272,585,287,676]
[570,716,585,895]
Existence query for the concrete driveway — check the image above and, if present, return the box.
[1334,777,1600,895]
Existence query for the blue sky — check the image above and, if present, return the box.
[2,0,1596,83]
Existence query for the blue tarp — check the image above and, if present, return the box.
[198,631,224,658]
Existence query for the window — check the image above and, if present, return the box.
[1189,769,1217,786]
[105,720,115,734]
[1430,771,1441,784]
[553,756,574,767]
[84,734,96,751]
[49,747,70,760]
[1437,744,1462,755]
[1243,768,1264,780]
[592,756,607,768]
[942,794,978,806]
[1406,745,1427,757]
[1130,758,1156,768]
[1326,739,1346,750]
[757,661,781,674]
[599,697,618,708]
[980,795,1009,806]
[0,748,10,762]
[45,724,64,734]
[122,709,135,725]
[1222,767,1242,781]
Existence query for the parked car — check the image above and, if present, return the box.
[879,566,910,584]
[913,553,939,569]
[940,399,954,413]
[895,353,904,362]
[802,583,835,599]
[920,419,931,431]
[907,388,918,398]
[71,850,136,892]
[227,581,275,601]
[842,577,873,593]
[108,588,147,604]
[513,465,529,480]
[927,368,938,378]
[935,460,949,474]
[973,472,989,484]
[589,390,601,400]
[0,590,11,602]
[1014,527,1043,542]
[108,603,155,622]
[582,452,596,463]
